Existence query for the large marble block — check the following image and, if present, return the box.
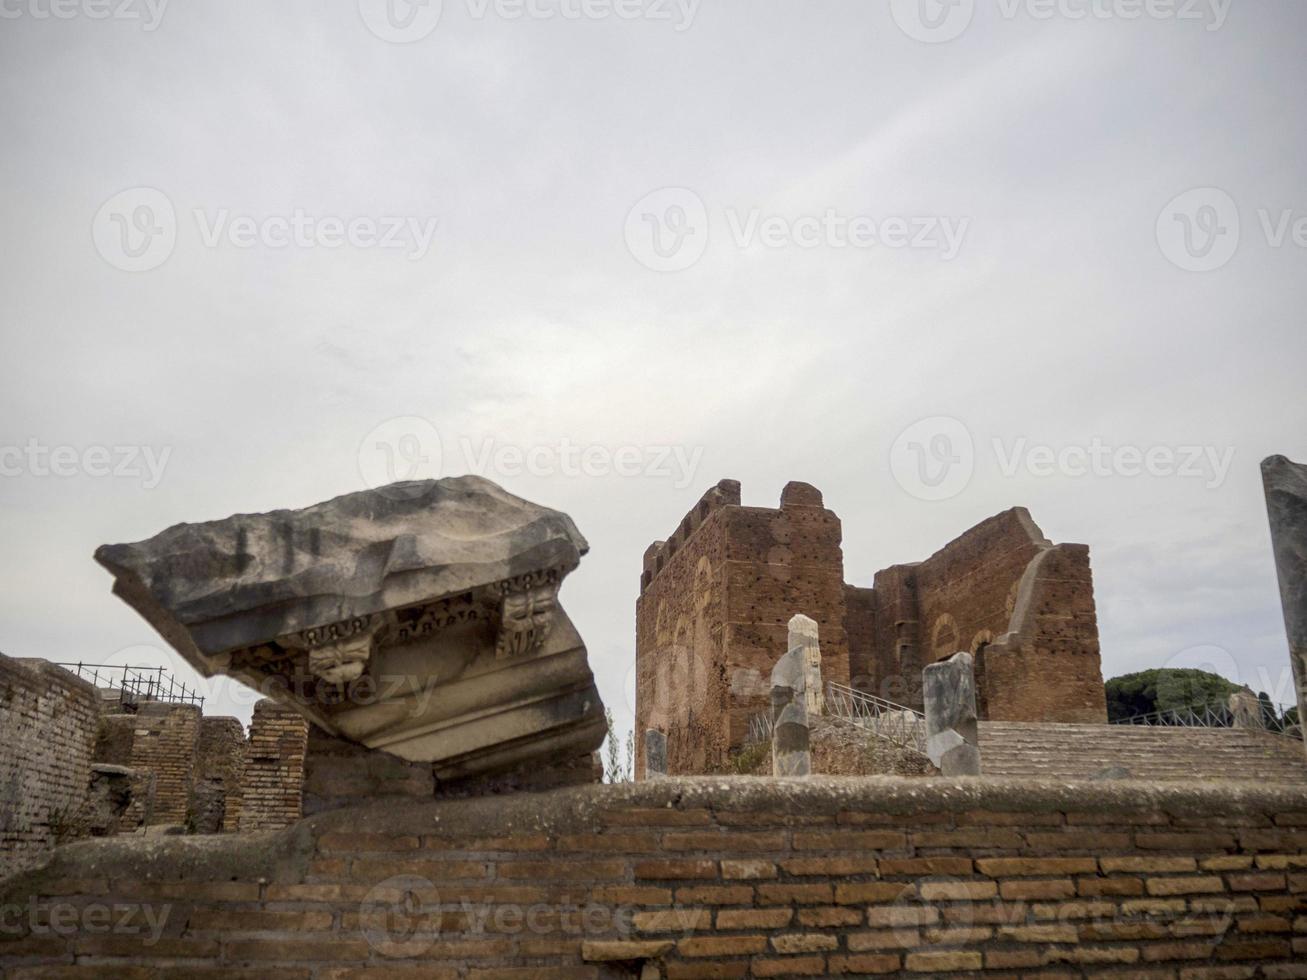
[95,476,607,778]
[771,646,811,777]
[923,651,981,776]
[789,614,824,717]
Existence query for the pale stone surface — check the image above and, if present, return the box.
[1263,455,1307,756]
[1229,690,1265,730]
[923,652,981,776]
[95,476,607,777]
[644,730,667,779]
[771,646,811,777]
[788,613,824,717]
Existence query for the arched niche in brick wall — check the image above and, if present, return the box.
[931,613,959,662]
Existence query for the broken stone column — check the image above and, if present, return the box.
[923,651,981,776]
[1263,455,1307,757]
[644,730,667,779]
[95,476,607,783]
[789,614,824,717]
[771,646,811,777]
[1228,690,1265,731]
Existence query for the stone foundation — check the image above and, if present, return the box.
[2,778,1305,977]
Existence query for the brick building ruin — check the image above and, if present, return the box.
[636,479,1108,777]
[0,652,309,879]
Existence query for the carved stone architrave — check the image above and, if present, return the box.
[94,476,608,778]
[282,615,380,686]
[498,582,558,659]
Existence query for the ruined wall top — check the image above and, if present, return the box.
[640,480,830,593]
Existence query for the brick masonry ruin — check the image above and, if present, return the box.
[0,657,102,880]
[0,651,311,877]
[3,472,1305,977]
[2,777,1306,977]
[637,480,1108,776]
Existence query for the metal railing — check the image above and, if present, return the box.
[745,682,928,752]
[1112,697,1298,738]
[55,662,205,709]
[824,682,928,752]
[746,712,774,745]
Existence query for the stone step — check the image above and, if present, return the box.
[977,722,1307,782]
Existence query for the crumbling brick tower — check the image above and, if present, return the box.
[636,481,1108,776]
[635,481,853,777]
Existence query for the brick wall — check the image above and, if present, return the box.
[2,778,1305,976]
[851,506,1107,722]
[982,543,1109,723]
[92,712,157,832]
[0,655,100,880]
[126,701,201,826]
[194,717,246,834]
[636,482,852,777]
[237,699,308,832]
[639,486,1107,760]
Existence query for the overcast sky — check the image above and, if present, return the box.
[1,0,1304,740]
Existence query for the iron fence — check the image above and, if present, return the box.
[1112,697,1298,738]
[824,681,928,752]
[55,662,205,709]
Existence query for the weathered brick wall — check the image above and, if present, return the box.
[913,508,1048,666]
[641,484,1108,742]
[193,717,246,834]
[868,563,924,708]
[237,699,308,832]
[92,713,157,832]
[2,778,1305,976]
[636,482,852,777]
[127,701,201,826]
[984,543,1109,723]
[0,655,100,880]
[720,484,852,746]
[857,508,1107,722]
[844,584,877,692]
[636,481,736,778]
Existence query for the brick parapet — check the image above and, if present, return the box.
[3,777,1306,975]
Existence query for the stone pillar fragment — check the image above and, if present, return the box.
[1262,455,1307,757]
[1228,690,1265,731]
[789,614,824,717]
[771,647,810,777]
[644,730,667,780]
[923,651,981,776]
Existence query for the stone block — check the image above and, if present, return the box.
[923,651,981,775]
[789,614,824,717]
[771,647,811,777]
[1263,455,1307,754]
[95,476,607,780]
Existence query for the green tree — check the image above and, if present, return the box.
[1104,668,1243,721]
